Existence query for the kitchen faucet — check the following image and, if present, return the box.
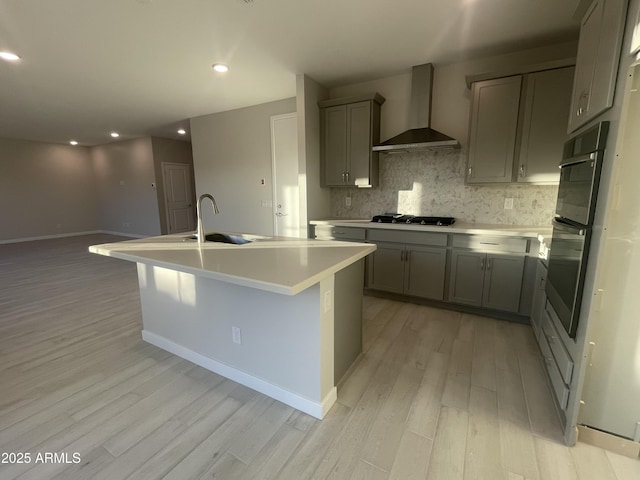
[196,193,220,244]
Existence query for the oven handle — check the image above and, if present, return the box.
[559,152,596,168]
[552,218,587,236]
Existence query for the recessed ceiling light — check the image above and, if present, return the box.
[0,51,20,62]
[212,63,229,73]
[70,140,78,146]
[177,129,186,135]
[110,132,120,138]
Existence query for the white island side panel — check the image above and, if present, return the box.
[136,263,336,418]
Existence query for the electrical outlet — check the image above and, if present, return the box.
[345,196,352,207]
[504,198,514,210]
[232,326,242,345]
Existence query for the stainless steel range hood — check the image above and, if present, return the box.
[373,63,459,153]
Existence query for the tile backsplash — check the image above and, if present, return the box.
[330,149,558,225]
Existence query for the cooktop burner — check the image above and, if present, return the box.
[371,214,455,226]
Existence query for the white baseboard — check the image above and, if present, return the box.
[142,329,336,420]
[98,230,147,239]
[0,230,147,245]
[578,425,640,459]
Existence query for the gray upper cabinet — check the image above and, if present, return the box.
[568,0,627,133]
[319,93,385,187]
[467,67,574,185]
[467,76,522,184]
[517,67,574,183]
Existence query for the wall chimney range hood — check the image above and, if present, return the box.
[373,63,459,153]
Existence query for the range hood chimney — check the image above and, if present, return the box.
[373,63,459,153]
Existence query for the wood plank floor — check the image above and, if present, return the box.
[1,234,638,479]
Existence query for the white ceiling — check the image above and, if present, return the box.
[0,0,580,146]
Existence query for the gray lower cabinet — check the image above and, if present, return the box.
[368,242,405,294]
[538,301,575,412]
[368,241,447,301]
[530,260,548,340]
[449,250,525,313]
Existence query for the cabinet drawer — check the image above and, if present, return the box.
[452,235,527,253]
[367,229,447,246]
[542,310,574,385]
[314,225,366,241]
[539,329,570,411]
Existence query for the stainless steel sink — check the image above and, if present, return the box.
[183,233,268,244]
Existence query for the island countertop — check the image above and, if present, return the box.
[89,233,376,296]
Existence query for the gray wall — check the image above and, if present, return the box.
[190,97,296,236]
[0,137,99,242]
[150,137,195,234]
[296,74,331,235]
[91,137,162,237]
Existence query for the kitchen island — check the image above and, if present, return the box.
[89,233,376,419]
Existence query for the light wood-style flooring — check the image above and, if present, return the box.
[1,234,639,479]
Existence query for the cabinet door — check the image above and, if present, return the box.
[467,76,522,184]
[530,260,548,341]
[368,243,405,294]
[482,254,525,312]
[448,250,485,306]
[568,0,626,132]
[322,105,347,186]
[517,67,574,184]
[347,101,372,187]
[404,246,447,300]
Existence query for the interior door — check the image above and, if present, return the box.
[271,113,301,237]
[161,162,195,234]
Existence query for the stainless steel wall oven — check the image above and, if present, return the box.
[545,122,609,338]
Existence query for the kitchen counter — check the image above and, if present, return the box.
[89,232,375,295]
[89,232,375,419]
[310,218,552,239]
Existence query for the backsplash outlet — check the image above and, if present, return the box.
[330,149,557,225]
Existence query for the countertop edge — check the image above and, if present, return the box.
[89,241,376,296]
[310,219,551,238]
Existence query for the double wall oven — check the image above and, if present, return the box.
[545,122,609,338]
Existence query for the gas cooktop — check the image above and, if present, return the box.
[371,214,455,226]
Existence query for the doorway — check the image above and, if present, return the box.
[161,162,195,234]
[270,113,302,237]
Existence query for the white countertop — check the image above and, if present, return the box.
[311,218,552,239]
[89,233,376,296]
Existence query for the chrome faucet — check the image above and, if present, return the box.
[196,193,220,244]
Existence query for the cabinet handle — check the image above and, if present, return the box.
[519,164,526,177]
[468,166,472,177]
[487,258,493,271]
[546,332,556,345]
[480,257,485,270]
[345,171,350,183]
